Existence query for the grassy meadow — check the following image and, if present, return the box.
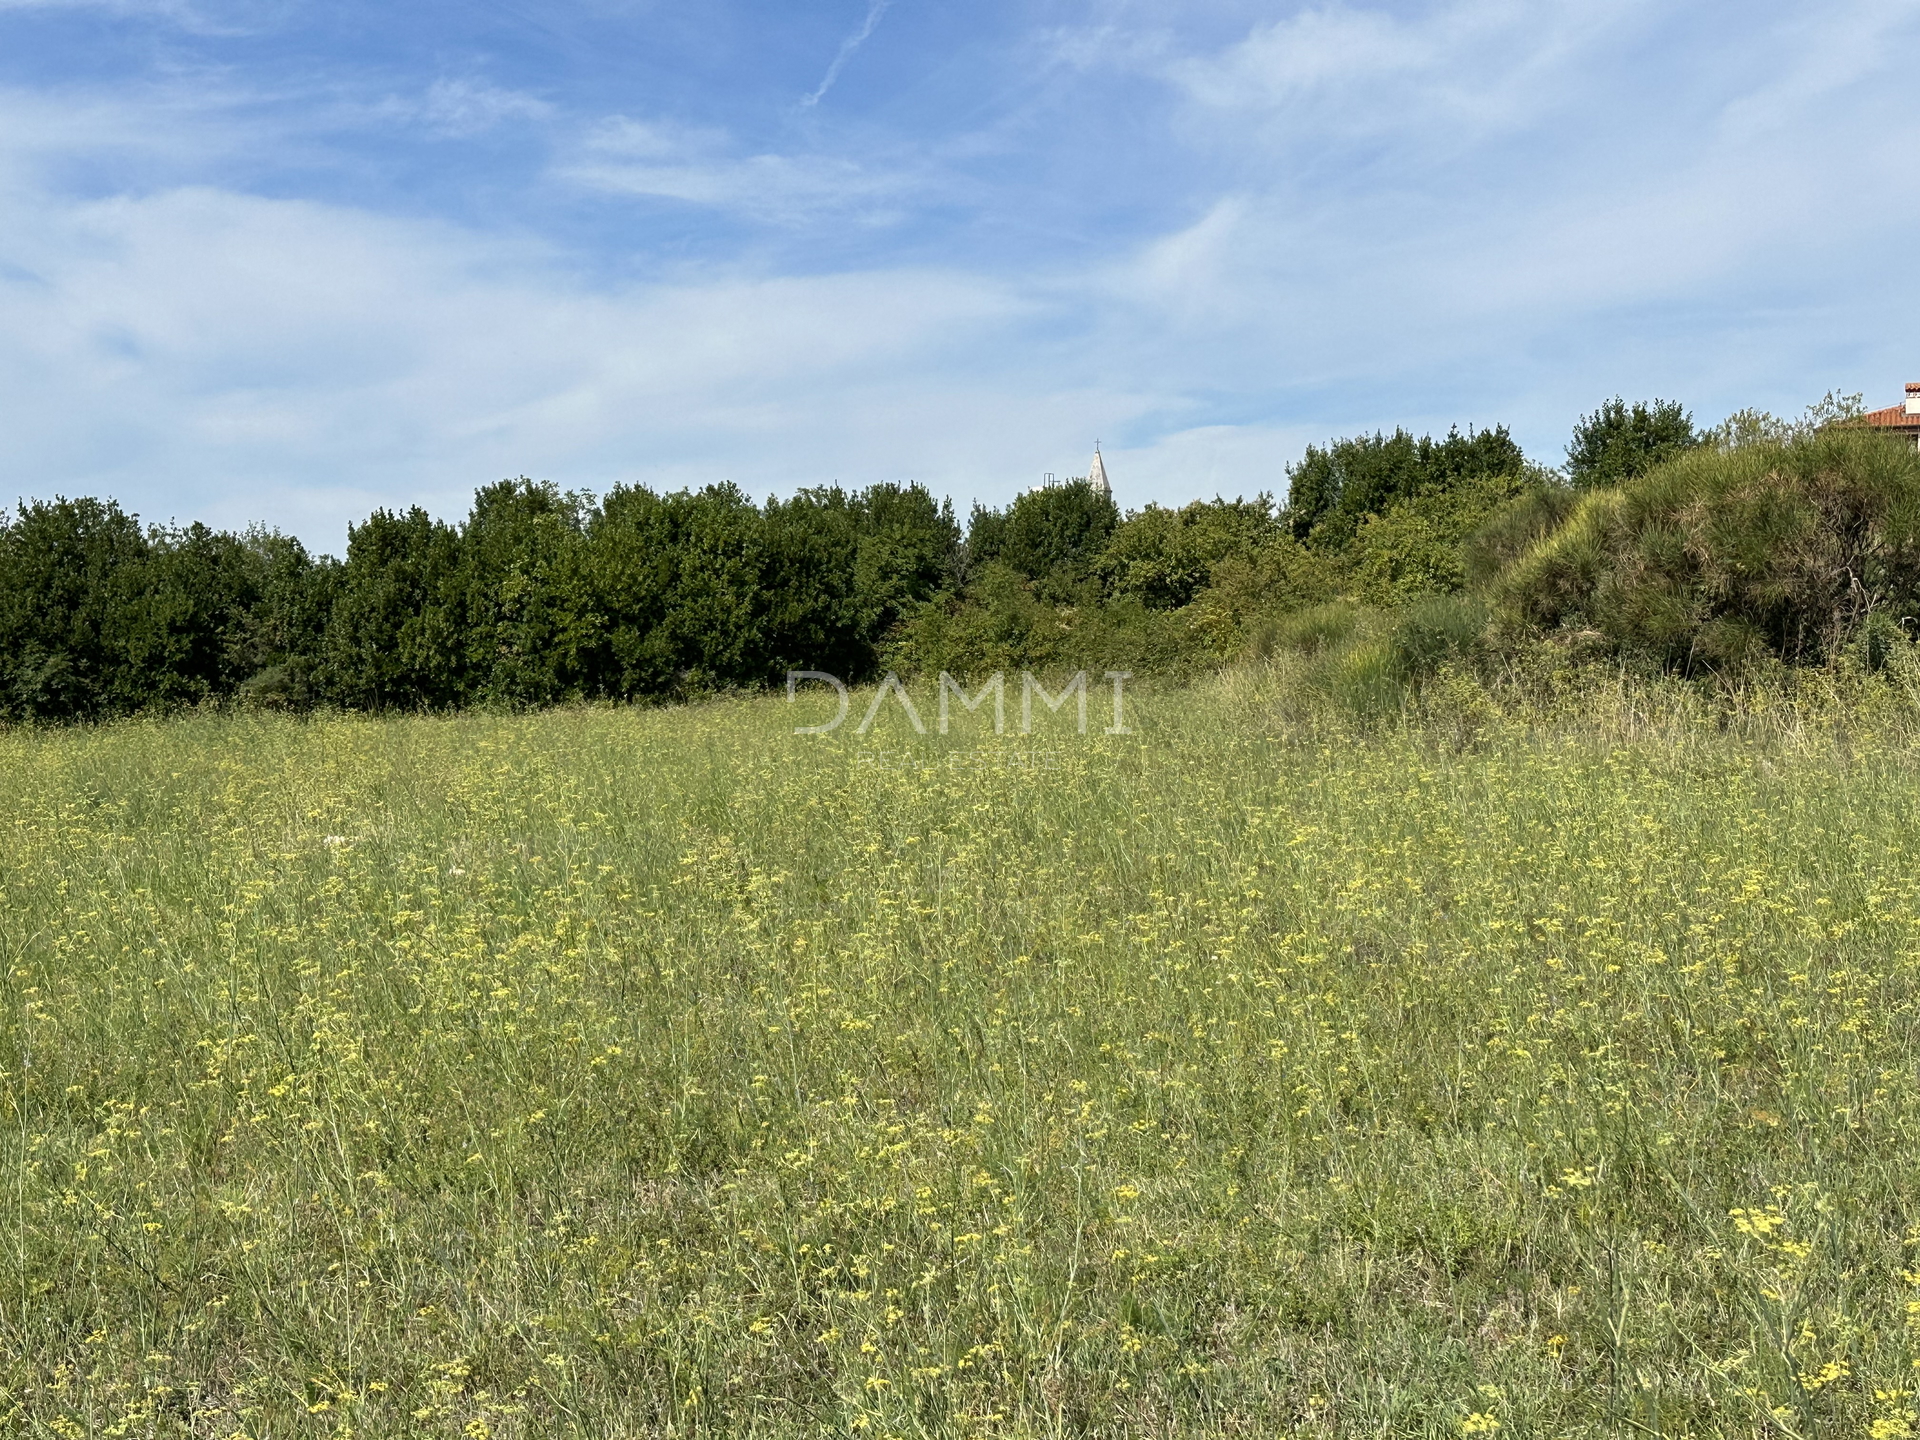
[6,669,1920,1437]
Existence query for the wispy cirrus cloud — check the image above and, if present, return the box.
[561,117,913,224]
[0,0,270,37]
[0,126,1066,544]
[414,78,553,138]
[803,0,894,107]
[0,0,190,12]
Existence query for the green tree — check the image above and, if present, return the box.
[1566,398,1696,488]
[0,497,150,720]
[230,531,336,708]
[1097,497,1282,609]
[582,484,767,697]
[848,483,960,644]
[111,522,278,711]
[969,480,1118,599]
[759,489,864,680]
[1286,427,1526,547]
[318,507,468,710]
[458,479,592,706]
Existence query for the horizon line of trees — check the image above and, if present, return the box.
[0,479,971,722]
[0,427,1523,722]
[2,390,1897,722]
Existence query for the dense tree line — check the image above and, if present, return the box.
[0,481,959,722]
[11,393,1904,722]
[0,431,1545,720]
[887,430,1546,675]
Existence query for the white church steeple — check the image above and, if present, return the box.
[1087,441,1110,498]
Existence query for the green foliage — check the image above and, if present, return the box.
[1097,497,1281,609]
[0,479,960,721]
[906,437,1526,682]
[1566,397,1696,488]
[47,391,1920,723]
[969,480,1117,599]
[1497,427,1920,668]
[1241,595,1489,715]
[0,499,317,722]
[883,564,1196,679]
[457,479,592,705]
[1245,599,1367,661]
[1702,391,1867,453]
[1385,592,1489,682]
[580,481,958,697]
[0,498,147,720]
[1461,486,1580,589]
[318,506,469,710]
[1344,472,1513,603]
[847,484,962,641]
[581,483,769,697]
[893,494,1317,677]
[1285,425,1526,547]
[1185,536,1345,657]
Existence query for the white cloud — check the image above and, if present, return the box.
[1164,0,1655,150]
[0,84,258,180]
[4,2,1920,547]
[0,0,190,13]
[0,170,1092,545]
[1105,422,1324,505]
[562,117,912,224]
[415,78,552,137]
[1084,0,1920,364]
[804,0,894,107]
[0,0,267,37]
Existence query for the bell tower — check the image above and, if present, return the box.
[1087,441,1111,498]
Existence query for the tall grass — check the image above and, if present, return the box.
[4,669,1920,1436]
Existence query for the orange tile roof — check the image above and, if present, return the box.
[1862,402,1920,430]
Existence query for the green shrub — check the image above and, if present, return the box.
[883,567,1201,678]
[1187,540,1344,657]
[1324,637,1403,715]
[1462,486,1580,588]
[966,480,1116,601]
[1285,425,1527,548]
[1347,471,1538,604]
[1845,611,1912,674]
[1247,600,1368,661]
[1096,497,1281,609]
[1494,428,1920,670]
[1385,594,1488,683]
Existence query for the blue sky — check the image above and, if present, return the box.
[2,0,1917,549]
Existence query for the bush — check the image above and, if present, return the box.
[0,499,317,722]
[1344,470,1540,605]
[1385,594,1488,683]
[1185,540,1343,657]
[967,481,1116,600]
[1495,428,1920,669]
[883,566,1199,679]
[1461,487,1580,589]
[1246,601,1367,661]
[1097,498,1281,609]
